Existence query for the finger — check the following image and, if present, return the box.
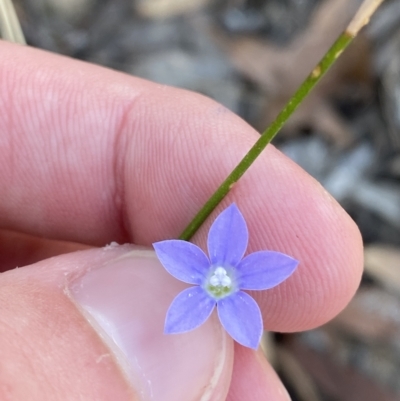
[0,246,233,401]
[227,343,290,401]
[0,229,89,272]
[0,41,363,331]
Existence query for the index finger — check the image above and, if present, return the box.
[0,41,363,331]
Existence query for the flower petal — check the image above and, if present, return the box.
[153,240,210,284]
[165,286,216,334]
[217,291,262,349]
[207,204,248,267]
[236,251,299,290]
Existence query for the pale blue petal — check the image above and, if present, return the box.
[153,240,210,285]
[165,286,216,334]
[236,251,298,290]
[207,204,248,267]
[217,291,262,349]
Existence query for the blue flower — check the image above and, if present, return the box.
[153,204,299,349]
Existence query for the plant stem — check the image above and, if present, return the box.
[0,0,26,44]
[347,0,385,36]
[180,0,385,241]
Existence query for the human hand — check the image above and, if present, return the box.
[0,40,363,401]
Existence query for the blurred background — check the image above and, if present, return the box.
[4,0,400,399]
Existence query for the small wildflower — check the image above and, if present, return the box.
[153,204,299,349]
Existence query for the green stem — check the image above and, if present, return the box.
[179,32,353,241]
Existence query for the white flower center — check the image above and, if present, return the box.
[209,267,232,288]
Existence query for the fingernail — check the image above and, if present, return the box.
[68,247,232,401]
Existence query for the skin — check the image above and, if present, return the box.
[0,40,363,400]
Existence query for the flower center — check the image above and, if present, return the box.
[206,267,233,298]
[209,267,232,287]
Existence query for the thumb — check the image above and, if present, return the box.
[0,245,233,401]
